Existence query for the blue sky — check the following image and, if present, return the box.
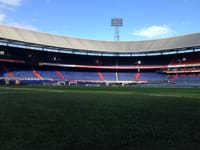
[0,0,199,41]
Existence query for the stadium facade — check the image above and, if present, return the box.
[0,25,200,86]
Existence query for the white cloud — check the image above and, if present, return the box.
[0,0,38,31]
[0,13,5,23]
[8,22,38,31]
[0,0,23,6]
[0,21,38,31]
[7,22,38,31]
[0,13,38,31]
[133,25,175,39]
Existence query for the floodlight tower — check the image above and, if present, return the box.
[111,18,123,41]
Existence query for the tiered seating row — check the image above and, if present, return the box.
[1,66,199,82]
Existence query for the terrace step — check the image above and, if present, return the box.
[55,71,65,80]
[33,70,42,79]
[97,72,105,81]
[135,72,140,81]
[2,66,15,78]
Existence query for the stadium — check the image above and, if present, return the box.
[0,25,200,87]
[0,24,200,149]
[1,0,200,148]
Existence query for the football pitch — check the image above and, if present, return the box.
[0,86,200,150]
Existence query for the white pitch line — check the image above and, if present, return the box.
[0,92,36,94]
[0,87,65,93]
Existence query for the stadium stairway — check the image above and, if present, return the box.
[32,70,42,79]
[172,74,178,81]
[55,71,65,80]
[135,72,140,81]
[97,72,105,81]
[2,66,15,78]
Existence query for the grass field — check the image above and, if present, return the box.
[0,86,200,150]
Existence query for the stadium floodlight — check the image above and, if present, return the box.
[137,60,141,65]
[111,18,123,41]
[111,18,123,27]
[182,57,187,62]
[0,51,5,56]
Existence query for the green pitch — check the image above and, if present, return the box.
[0,86,200,150]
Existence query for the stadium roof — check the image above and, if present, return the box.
[0,24,200,53]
